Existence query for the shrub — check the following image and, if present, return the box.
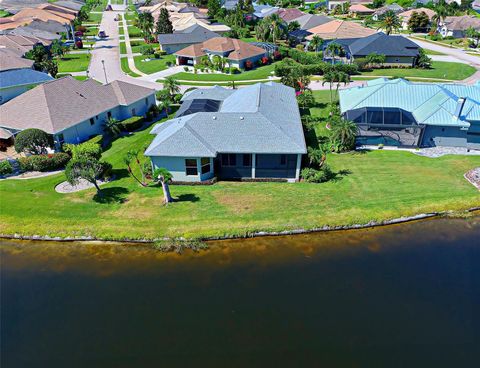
[0,160,13,176]
[301,165,335,183]
[230,67,240,74]
[18,153,70,172]
[166,61,173,67]
[121,116,144,132]
[146,104,160,121]
[14,128,51,155]
[140,45,155,55]
[86,134,104,147]
[63,142,102,160]
[75,40,83,49]
[183,66,189,72]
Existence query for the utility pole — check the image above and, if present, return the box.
[101,59,108,84]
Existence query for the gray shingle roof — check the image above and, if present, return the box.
[145,83,307,157]
[0,76,154,134]
[0,48,34,71]
[157,24,218,46]
[336,33,419,58]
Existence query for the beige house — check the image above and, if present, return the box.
[398,8,435,30]
[306,20,376,40]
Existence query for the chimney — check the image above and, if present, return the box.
[454,98,466,119]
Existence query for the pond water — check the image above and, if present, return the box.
[1,217,480,367]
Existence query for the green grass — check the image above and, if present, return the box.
[119,26,124,35]
[119,41,127,54]
[360,61,476,81]
[128,25,142,38]
[130,40,147,53]
[57,73,88,81]
[172,63,277,82]
[0,9,12,17]
[125,12,137,21]
[87,12,102,23]
[424,49,446,55]
[120,57,141,77]
[84,26,99,37]
[1,90,479,240]
[133,54,176,74]
[57,53,91,73]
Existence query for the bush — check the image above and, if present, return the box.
[183,66,189,72]
[0,160,13,176]
[301,165,335,183]
[146,104,160,121]
[230,67,240,74]
[14,128,51,155]
[121,116,144,132]
[63,142,102,160]
[140,45,155,55]
[18,153,70,172]
[86,134,104,147]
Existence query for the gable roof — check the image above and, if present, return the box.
[145,83,307,157]
[339,78,480,128]
[0,48,34,71]
[306,20,376,40]
[277,8,305,22]
[175,37,266,60]
[443,15,480,31]
[339,32,420,57]
[398,7,435,20]
[158,24,219,45]
[350,4,374,13]
[53,1,85,11]
[373,3,404,15]
[0,34,47,56]
[294,14,332,30]
[0,68,53,89]
[0,77,155,134]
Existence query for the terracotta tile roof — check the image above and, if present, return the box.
[306,20,376,40]
[175,37,265,60]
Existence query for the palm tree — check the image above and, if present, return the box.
[103,117,122,138]
[322,71,337,103]
[156,88,171,116]
[255,21,270,42]
[310,35,323,55]
[378,10,401,35]
[153,167,173,204]
[267,13,286,44]
[330,118,358,152]
[335,71,350,97]
[137,12,154,41]
[163,76,180,98]
[124,150,146,186]
[432,1,448,31]
[325,42,343,65]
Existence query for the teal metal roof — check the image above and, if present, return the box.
[339,78,480,128]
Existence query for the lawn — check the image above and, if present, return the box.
[57,53,91,73]
[119,41,127,54]
[125,12,137,21]
[1,90,479,240]
[171,63,277,82]
[133,54,176,74]
[120,57,141,77]
[130,40,147,53]
[119,25,124,35]
[128,26,142,38]
[424,49,445,55]
[360,61,476,81]
[87,12,102,23]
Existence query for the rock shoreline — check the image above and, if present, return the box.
[1,207,479,244]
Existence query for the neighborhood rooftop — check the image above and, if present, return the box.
[145,82,307,157]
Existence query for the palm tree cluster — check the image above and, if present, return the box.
[378,10,401,35]
[136,12,155,42]
[322,71,350,103]
[255,14,287,44]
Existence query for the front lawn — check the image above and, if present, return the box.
[119,41,127,54]
[133,54,176,74]
[120,57,141,77]
[128,26,142,38]
[57,53,91,73]
[87,12,102,23]
[171,63,277,82]
[360,61,476,81]
[1,92,478,240]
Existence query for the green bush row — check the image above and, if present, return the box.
[121,116,144,132]
[18,153,70,172]
[0,160,13,176]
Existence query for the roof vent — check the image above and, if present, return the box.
[240,116,244,120]
[212,116,216,120]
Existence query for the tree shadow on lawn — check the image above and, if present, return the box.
[329,169,352,183]
[93,186,130,204]
[175,193,200,203]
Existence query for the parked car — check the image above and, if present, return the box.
[98,30,108,39]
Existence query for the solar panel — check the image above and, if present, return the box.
[175,99,222,118]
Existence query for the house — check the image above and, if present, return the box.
[0,33,53,56]
[306,20,376,40]
[324,32,420,66]
[52,1,85,12]
[372,4,404,21]
[145,83,307,182]
[158,24,219,54]
[175,37,267,69]
[292,14,332,30]
[0,7,75,31]
[339,78,480,150]
[277,8,306,23]
[0,48,53,104]
[0,77,156,149]
[398,8,435,31]
[439,16,480,38]
[349,4,374,18]
[252,4,279,20]
[288,29,313,44]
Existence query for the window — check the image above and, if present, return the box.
[221,154,236,166]
[107,111,112,118]
[185,159,198,176]
[90,118,95,125]
[96,115,99,120]
[132,108,136,116]
[145,98,149,106]
[280,154,286,165]
[201,158,210,174]
[243,154,251,167]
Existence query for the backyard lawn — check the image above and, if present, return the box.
[57,53,91,73]
[133,54,176,74]
[360,61,476,81]
[171,63,277,82]
[1,90,478,240]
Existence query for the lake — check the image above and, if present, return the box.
[1,216,479,367]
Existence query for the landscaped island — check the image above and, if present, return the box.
[1,90,479,241]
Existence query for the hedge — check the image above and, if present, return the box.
[121,116,144,132]
[18,153,70,172]
[0,160,13,176]
[86,134,104,147]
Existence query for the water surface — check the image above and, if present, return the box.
[1,217,480,367]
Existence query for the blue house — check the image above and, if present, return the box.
[339,78,480,150]
[145,83,307,182]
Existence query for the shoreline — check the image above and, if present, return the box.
[1,207,479,245]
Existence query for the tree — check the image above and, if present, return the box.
[432,1,448,30]
[288,20,300,32]
[416,48,432,69]
[65,156,111,195]
[408,11,430,33]
[329,117,358,152]
[50,39,67,59]
[267,13,286,44]
[156,88,172,115]
[103,117,123,138]
[466,26,480,47]
[365,52,386,68]
[155,8,173,34]
[14,128,51,155]
[136,12,155,42]
[207,0,221,19]
[310,35,323,55]
[163,76,180,97]
[372,0,385,8]
[325,42,344,65]
[322,71,336,103]
[41,58,58,77]
[307,146,326,169]
[153,167,173,204]
[334,71,350,97]
[378,10,401,35]
[297,90,315,110]
[124,150,147,186]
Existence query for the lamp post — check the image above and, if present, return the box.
[86,69,89,79]
[101,59,108,84]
